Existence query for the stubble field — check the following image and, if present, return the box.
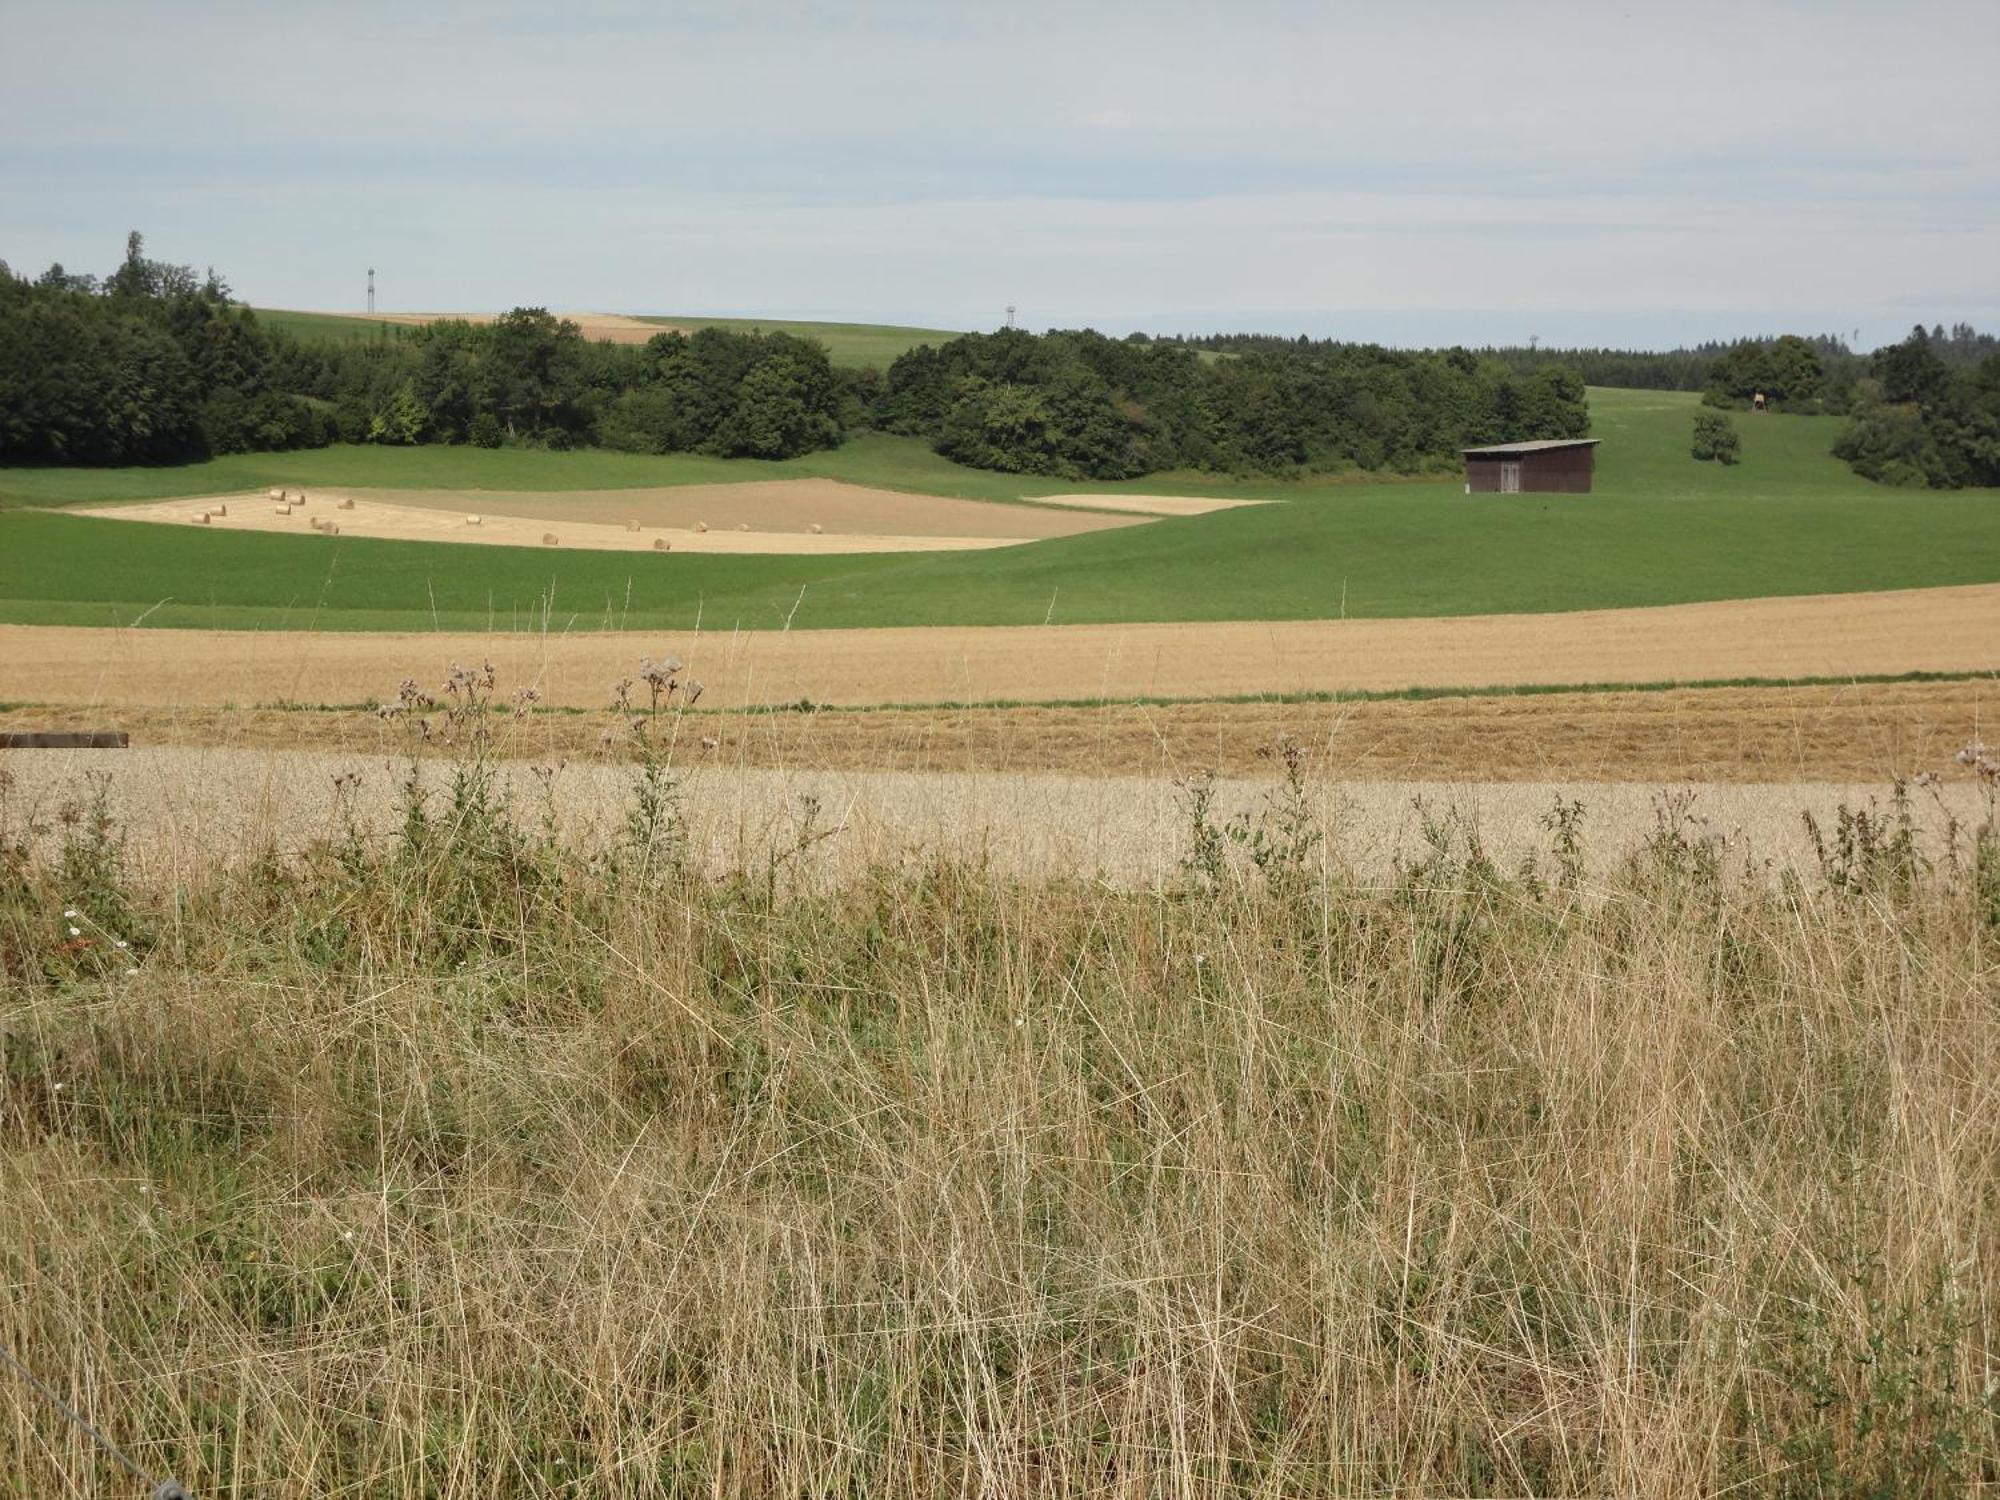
[3,583,1992,714]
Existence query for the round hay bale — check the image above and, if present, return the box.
[625,519,640,533]
[653,538,671,551]
[542,532,559,547]
[465,514,482,525]
[275,504,292,516]
[191,513,210,525]
[736,522,750,532]
[694,521,708,533]
[268,488,284,501]
[212,503,227,516]
[809,523,823,534]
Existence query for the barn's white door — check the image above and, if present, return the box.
[1500,461,1522,493]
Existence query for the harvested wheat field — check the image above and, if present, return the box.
[310,479,1138,537]
[3,744,1989,886]
[74,478,1135,555]
[4,678,1993,784]
[1021,492,1268,516]
[3,584,1994,713]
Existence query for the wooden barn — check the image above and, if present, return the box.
[1461,438,1601,494]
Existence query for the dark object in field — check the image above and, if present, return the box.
[0,730,130,749]
[1462,438,1601,494]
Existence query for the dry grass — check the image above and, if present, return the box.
[3,584,1996,712]
[72,478,1135,555]
[3,709,1997,1495]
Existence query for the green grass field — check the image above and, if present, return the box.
[251,309,420,345]
[2,390,1995,633]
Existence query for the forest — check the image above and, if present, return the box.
[1163,326,2000,401]
[878,329,1590,478]
[0,236,849,465]
[0,241,1589,480]
[3,235,1993,487]
[1832,325,2000,488]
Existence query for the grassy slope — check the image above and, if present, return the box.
[634,315,963,369]
[2,391,1996,632]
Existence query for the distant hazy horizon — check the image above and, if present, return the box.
[6,0,1995,353]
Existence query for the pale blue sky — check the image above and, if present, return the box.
[3,0,1995,349]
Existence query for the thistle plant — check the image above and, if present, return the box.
[614,653,702,881]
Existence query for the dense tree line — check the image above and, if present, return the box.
[879,329,1589,479]
[0,235,848,464]
[1832,326,2000,488]
[1152,331,1855,394]
[1476,335,1864,405]
[0,234,332,463]
[13,235,1990,488]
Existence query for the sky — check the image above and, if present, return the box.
[3,0,1996,350]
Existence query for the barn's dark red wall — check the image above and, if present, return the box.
[1463,447,1595,493]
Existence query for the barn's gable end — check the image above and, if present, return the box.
[1461,438,1599,494]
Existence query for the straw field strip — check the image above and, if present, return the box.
[3,583,1994,711]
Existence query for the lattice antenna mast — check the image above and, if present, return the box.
[1005,304,1016,330]
[367,268,376,315]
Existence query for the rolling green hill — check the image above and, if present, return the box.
[2,391,1995,633]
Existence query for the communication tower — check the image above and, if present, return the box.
[367,268,376,315]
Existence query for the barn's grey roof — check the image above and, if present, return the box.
[1460,438,1602,455]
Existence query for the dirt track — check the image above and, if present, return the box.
[76,479,1137,555]
[2,584,1993,714]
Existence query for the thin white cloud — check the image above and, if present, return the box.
[2,0,1995,344]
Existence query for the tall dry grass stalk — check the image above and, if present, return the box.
[1,722,1997,1497]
